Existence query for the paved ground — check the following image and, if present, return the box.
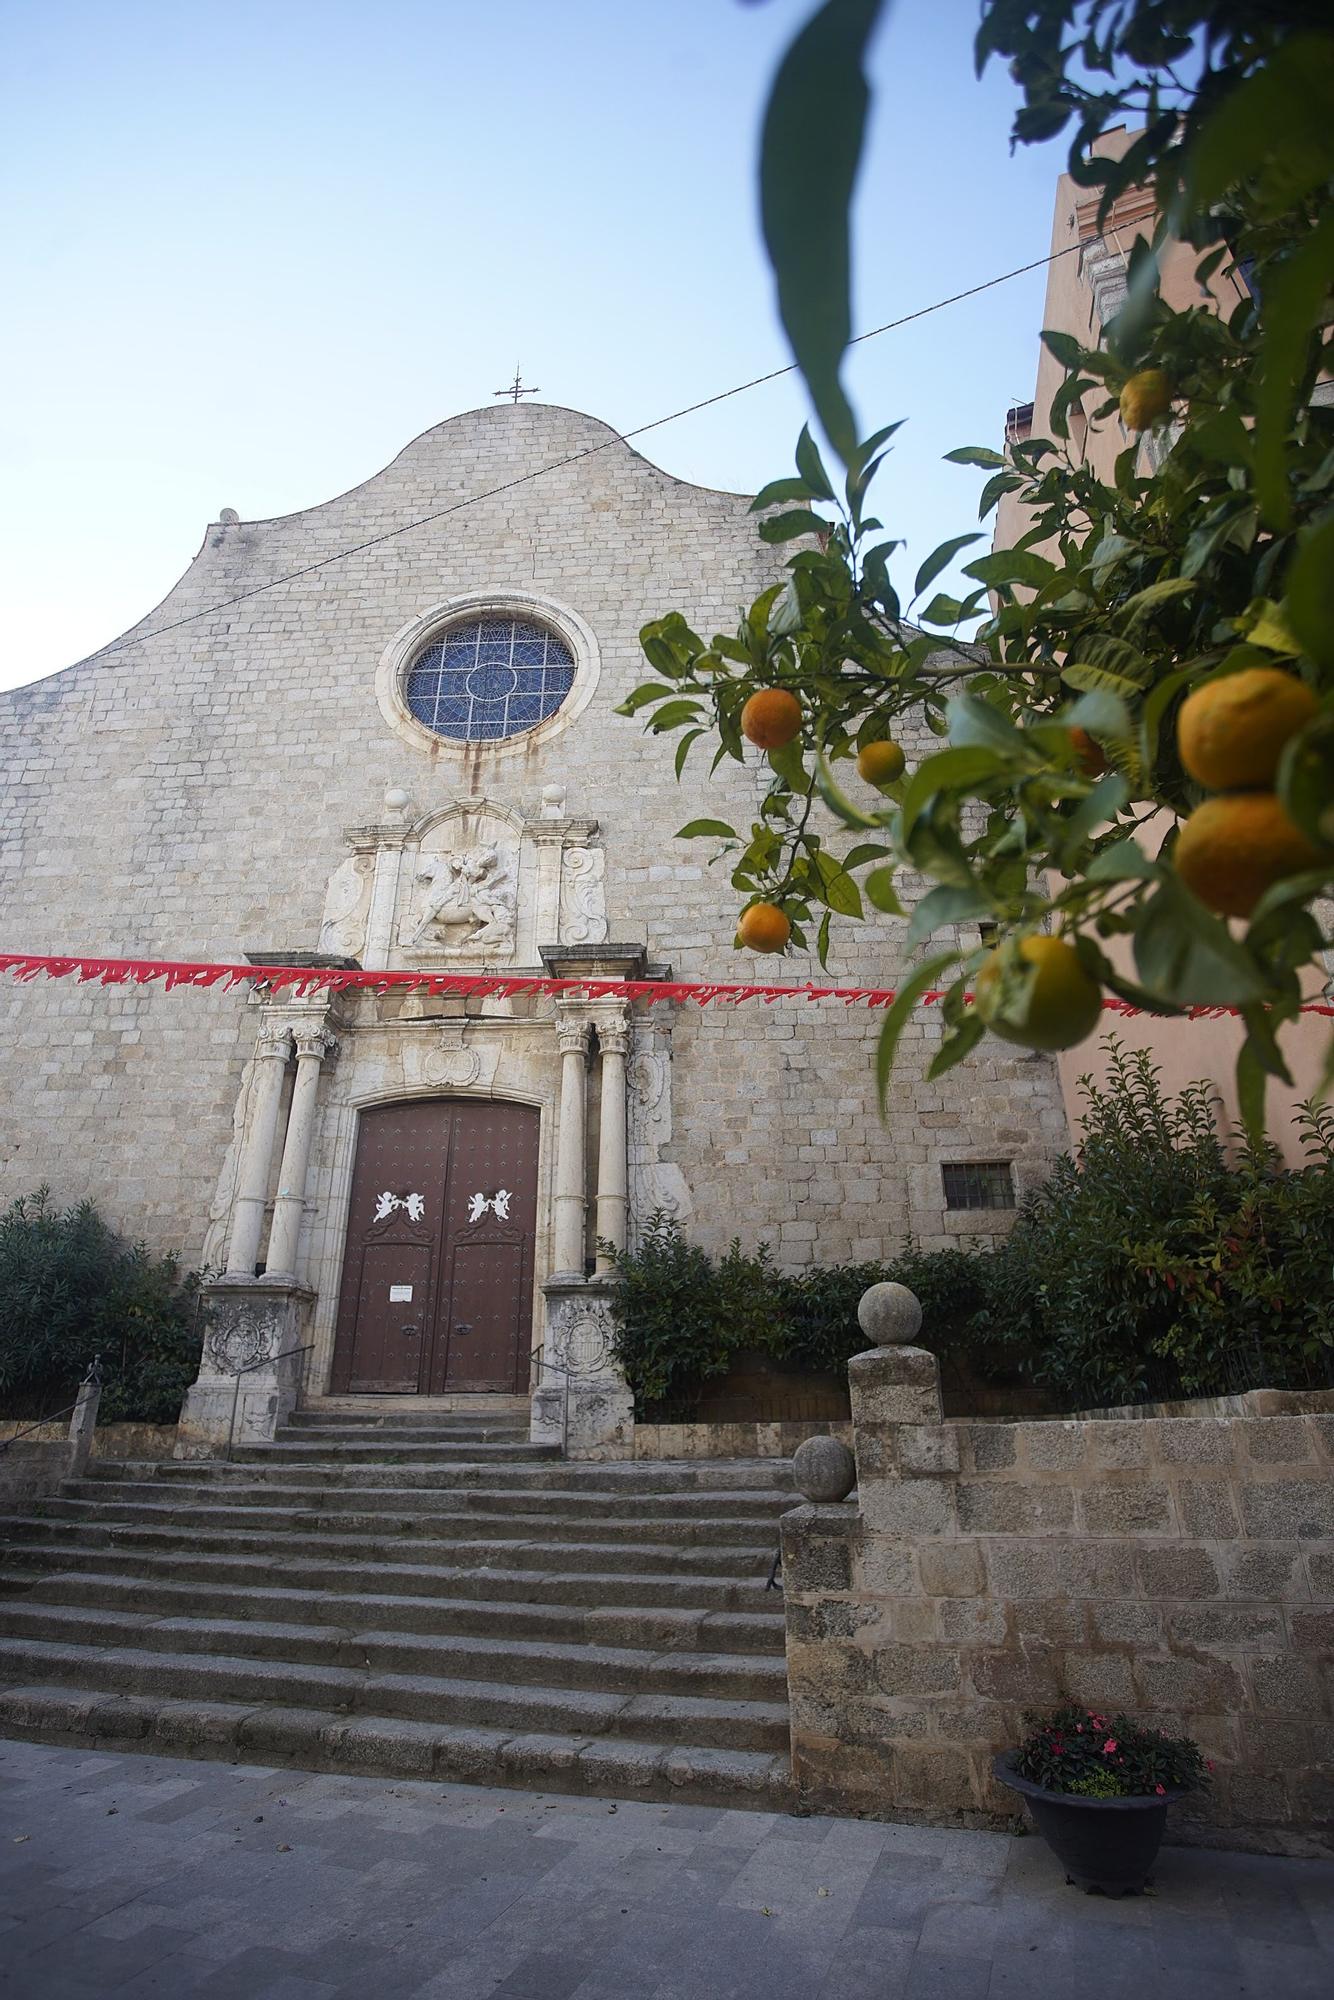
[0,1740,1330,2000]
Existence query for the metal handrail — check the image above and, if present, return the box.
[225,1343,314,1460]
[0,1357,103,1455]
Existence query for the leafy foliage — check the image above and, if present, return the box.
[0,1189,202,1424]
[603,1212,1000,1419]
[975,1043,1334,1407]
[605,1049,1334,1417]
[1014,1705,1210,1796]
[621,1,1334,1128]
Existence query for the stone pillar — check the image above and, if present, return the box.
[532,1279,633,1460]
[224,1024,292,1277]
[263,1028,337,1282]
[67,1362,103,1476]
[176,1278,314,1459]
[552,1015,591,1280]
[593,1015,629,1274]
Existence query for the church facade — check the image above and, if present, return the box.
[0,405,1071,1453]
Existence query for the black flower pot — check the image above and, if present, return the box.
[993,1753,1184,1894]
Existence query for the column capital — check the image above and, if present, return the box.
[293,1027,339,1064]
[555,1018,591,1059]
[254,1024,294,1061]
[595,1019,630,1059]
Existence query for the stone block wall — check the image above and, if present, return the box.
[780,1347,1334,1854]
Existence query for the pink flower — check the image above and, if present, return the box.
[1103,1739,1118,1754]
[1155,1784,1166,1796]
[1207,1760,1215,1772]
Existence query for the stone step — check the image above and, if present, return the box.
[233,1440,563,1465]
[276,1424,532,1446]
[110,1460,791,1496]
[0,1517,775,1579]
[0,1599,786,1700]
[0,1570,785,1654]
[0,1638,790,1751]
[6,1498,779,1549]
[0,1684,792,1809]
[73,1473,793,1518]
[0,1538,776,1612]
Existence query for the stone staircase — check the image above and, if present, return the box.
[0,1408,796,1808]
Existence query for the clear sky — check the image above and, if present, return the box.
[0,0,1068,692]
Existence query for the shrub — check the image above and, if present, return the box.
[974,1044,1334,1409]
[1013,1706,1210,1798]
[0,1189,202,1424]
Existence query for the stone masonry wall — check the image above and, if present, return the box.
[0,404,1069,1278]
[780,1347,1334,1855]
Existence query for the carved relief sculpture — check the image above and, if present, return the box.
[411,843,518,956]
[559,846,608,945]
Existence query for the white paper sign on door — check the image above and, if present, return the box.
[389,1284,414,1302]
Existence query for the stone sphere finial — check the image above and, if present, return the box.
[383,785,410,815]
[793,1434,856,1503]
[857,1280,923,1347]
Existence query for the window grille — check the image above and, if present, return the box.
[942,1161,1015,1211]
[405,617,575,742]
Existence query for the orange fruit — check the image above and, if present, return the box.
[856,739,906,785]
[1174,792,1324,918]
[740,688,802,749]
[1070,726,1106,777]
[1119,368,1174,431]
[1177,668,1318,792]
[975,934,1103,1052]
[737,903,791,954]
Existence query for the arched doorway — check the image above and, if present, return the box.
[330,1098,539,1394]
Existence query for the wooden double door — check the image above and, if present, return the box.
[331,1099,539,1395]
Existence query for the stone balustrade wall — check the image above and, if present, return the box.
[780,1347,1334,1855]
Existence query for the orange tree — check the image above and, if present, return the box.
[621,0,1334,1130]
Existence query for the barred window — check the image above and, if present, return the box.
[405,617,576,743]
[942,1161,1015,1211]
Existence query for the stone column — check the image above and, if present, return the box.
[224,1025,292,1277]
[263,1028,337,1282]
[552,1016,591,1280]
[593,1015,630,1274]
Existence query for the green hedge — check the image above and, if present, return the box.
[0,1189,202,1424]
[606,1045,1334,1418]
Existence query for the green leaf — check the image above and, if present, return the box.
[926,1013,986,1081]
[757,509,830,545]
[913,533,984,601]
[1277,717,1334,851]
[616,682,684,716]
[964,549,1057,590]
[1065,689,1133,741]
[1039,328,1085,370]
[906,883,992,951]
[759,0,886,463]
[1134,877,1271,1008]
[767,737,808,788]
[1058,773,1130,866]
[674,728,705,780]
[876,953,960,1111]
[1235,1034,1269,1150]
[864,866,905,915]
[1118,577,1197,628]
[812,848,864,917]
[1086,839,1157,884]
[814,749,885,829]
[946,695,1028,755]
[795,423,836,502]
[843,841,892,871]
[750,476,819,514]
[648,700,705,732]
[943,445,1008,469]
[1254,218,1334,531]
[675,819,737,841]
[900,745,1006,840]
[1061,664,1145,700]
[1286,517,1334,670]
